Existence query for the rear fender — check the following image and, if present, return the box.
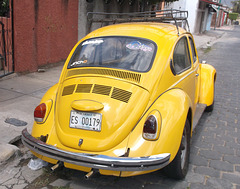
[31,84,58,138]
[127,89,192,162]
[199,64,216,106]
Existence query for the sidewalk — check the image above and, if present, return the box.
[193,25,234,49]
[0,65,63,162]
[0,25,234,163]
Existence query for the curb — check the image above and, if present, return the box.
[0,143,20,164]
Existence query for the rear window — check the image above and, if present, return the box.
[68,37,156,72]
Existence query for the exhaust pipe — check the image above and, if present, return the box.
[85,169,99,180]
[51,161,63,171]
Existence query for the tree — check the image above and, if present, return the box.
[229,12,239,24]
[232,0,240,13]
[0,0,9,17]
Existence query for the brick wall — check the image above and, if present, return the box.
[13,0,78,72]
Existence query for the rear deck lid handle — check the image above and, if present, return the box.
[71,100,104,111]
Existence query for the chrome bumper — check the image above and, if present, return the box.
[22,128,170,171]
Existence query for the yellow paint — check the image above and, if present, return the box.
[28,22,216,177]
[199,64,216,106]
[64,163,91,173]
[71,100,104,111]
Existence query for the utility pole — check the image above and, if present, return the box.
[214,0,222,30]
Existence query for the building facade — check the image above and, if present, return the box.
[0,0,230,75]
[165,0,229,33]
[164,0,199,33]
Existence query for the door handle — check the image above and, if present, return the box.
[195,73,199,77]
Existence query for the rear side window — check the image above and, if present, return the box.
[189,37,197,63]
[172,37,191,74]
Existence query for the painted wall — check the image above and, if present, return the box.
[202,6,209,32]
[165,0,187,10]
[206,12,213,31]
[13,0,78,72]
[165,0,199,33]
[185,0,199,33]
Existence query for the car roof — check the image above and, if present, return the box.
[85,22,188,43]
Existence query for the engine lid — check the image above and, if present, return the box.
[55,76,150,152]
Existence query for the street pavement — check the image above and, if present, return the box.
[0,25,238,188]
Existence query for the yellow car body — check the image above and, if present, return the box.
[22,22,216,179]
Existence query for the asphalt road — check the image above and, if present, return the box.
[1,26,240,189]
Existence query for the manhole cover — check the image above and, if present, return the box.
[5,118,27,127]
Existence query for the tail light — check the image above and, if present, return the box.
[143,111,161,140]
[34,100,53,124]
[34,103,46,123]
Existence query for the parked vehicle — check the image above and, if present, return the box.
[22,10,216,179]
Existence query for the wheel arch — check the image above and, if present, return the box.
[199,63,216,106]
[127,88,192,162]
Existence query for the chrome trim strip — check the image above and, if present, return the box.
[172,70,194,87]
[21,129,170,171]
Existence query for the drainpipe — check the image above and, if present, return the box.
[214,0,222,30]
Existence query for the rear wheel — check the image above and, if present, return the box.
[163,119,190,179]
[205,101,214,112]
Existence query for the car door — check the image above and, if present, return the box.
[171,36,196,110]
[188,36,200,112]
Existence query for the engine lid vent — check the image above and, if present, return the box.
[62,85,76,96]
[76,84,93,93]
[92,84,112,96]
[62,84,132,103]
[111,87,132,103]
[66,68,141,83]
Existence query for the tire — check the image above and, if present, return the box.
[205,101,214,112]
[163,119,190,179]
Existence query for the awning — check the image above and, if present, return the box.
[209,5,218,12]
[200,0,222,6]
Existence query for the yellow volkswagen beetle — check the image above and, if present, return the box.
[22,11,216,179]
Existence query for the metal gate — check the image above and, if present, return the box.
[0,0,14,78]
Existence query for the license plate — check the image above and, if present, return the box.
[70,111,102,131]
